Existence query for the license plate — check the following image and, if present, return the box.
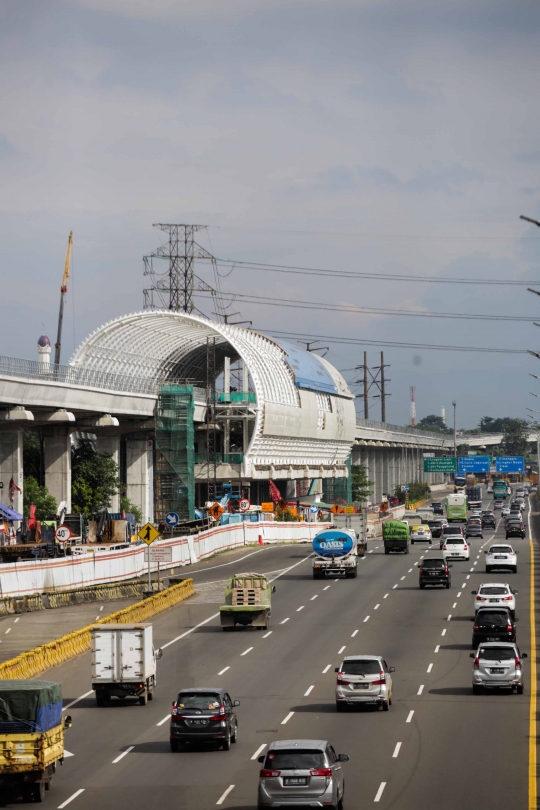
[489,599,499,603]
[486,637,499,641]
[354,683,370,689]
[490,668,504,674]
[284,778,308,786]
[188,719,208,726]
[495,556,505,559]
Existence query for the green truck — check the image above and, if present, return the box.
[0,680,72,802]
[493,480,508,500]
[220,573,274,631]
[382,520,410,554]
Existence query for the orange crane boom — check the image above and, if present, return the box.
[54,231,73,367]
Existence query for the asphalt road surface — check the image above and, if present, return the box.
[4,498,537,809]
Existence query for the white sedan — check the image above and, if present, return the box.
[485,544,518,574]
[442,536,470,560]
[472,582,517,616]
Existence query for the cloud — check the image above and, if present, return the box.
[516,148,540,163]
[315,163,482,195]
[349,68,434,107]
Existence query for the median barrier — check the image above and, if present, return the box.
[0,578,195,680]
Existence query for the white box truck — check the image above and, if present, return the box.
[91,623,162,707]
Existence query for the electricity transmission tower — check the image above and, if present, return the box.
[143,224,228,320]
[355,352,390,422]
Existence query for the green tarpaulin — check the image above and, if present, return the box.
[0,680,62,732]
[382,520,409,541]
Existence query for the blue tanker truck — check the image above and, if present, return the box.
[312,527,359,579]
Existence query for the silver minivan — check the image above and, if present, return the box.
[335,655,394,711]
[257,739,348,808]
[471,642,527,694]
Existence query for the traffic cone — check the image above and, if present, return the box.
[258,534,264,546]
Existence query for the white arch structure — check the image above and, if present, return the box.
[71,311,356,480]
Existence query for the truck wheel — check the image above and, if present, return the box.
[32,782,45,803]
[384,548,389,554]
[96,694,105,707]
[139,694,147,706]
[405,546,410,554]
[170,740,179,752]
[148,690,154,701]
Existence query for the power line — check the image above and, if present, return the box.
[212,258,540,287]
[208,224,540,242]
[195,290,538,322]
[264,329,527,354]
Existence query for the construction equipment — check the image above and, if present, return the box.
[54,231,73,366]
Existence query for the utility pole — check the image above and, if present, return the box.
[380,352,387,423]
[410,386,416,426]
[355,352,390,421]
[452,400,457,460]
[363,352,368,418]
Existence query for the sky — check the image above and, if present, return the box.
[1,0,540,428]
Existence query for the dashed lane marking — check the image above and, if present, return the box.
[297,606,305,612]
[374,782,386,802]
[417,685,424,695]
[304,685,315,697]
[322,665,331,673]
[280,618,290,625]
[427,663,433,673]
[262,631,272,638]
[441,629,446,636]
[219,667,230,675]
[434,645,440,653]
[351,630,359,637]
[216,785,235,806]
[363,616,370,623]
[281,711,294,725]
[406,710,414,723]
[58,789,85,809]
[112,746,134,764]
[251,744,267,760]
[338,646,346,654]
[393,742,402,758]
[374,604,380,610]
[63,691,94,712]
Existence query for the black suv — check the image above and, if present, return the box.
[481,512,496,529]
[471,607,517,649]
[506,520,525,539]
[432,502,444,515]
[419,557,452,589]
[170,688,240,751]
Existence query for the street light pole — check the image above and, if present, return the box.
[452,401,457,460]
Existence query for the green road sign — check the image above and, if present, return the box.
[423,457,457,473]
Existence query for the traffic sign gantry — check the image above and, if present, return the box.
[55,526,72,543]
[138,523,160,546]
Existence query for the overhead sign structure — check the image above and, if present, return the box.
[207,503,225,520]
[138,523,160,546]
[495,456,525,473]
[423,457,457,473]
[144,546,173,563]
[55,526,72,543]
[239,498,251,512]
[457,456,491,473]
[165,512,179,527]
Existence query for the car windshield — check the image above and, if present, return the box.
[490,546,513,554]
[341,660,381,675]
[427,522,442,528]
[478,646,515,661]
[178,693,221,710]
[443,526,461,534]
[477,611,509,625]
[422,559,445,568]
[479,586,509,595]
[266,750,325,770]
[468,520,481,525]
[446,537,464,544]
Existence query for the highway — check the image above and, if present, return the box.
[6,500,536,809]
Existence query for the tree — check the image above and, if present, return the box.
[500,421,529,457]
[23,431,41,481]
[71,438,120,517]
[120,496,142,524]
[23,476,57,520]
[351,465,374,504]
[394,482,430,504]
[414,415,451,434]
[479,416,528,434]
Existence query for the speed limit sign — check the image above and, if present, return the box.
[55,526,72,543]
[239,498,251,512]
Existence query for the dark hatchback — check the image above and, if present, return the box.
[419,557,452,589]
[427,520,444,538]
[466,522,483,539]
[506,520,525,539]
[481,513,496,529]
[471,607,517,649]
[170,688,240,751]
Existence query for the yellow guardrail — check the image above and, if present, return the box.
[0,578,195,680]
[406,497,430,510]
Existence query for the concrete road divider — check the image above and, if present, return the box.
[0,578,195,680]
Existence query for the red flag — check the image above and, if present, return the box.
[8,477,21,503]
[269,479,281,503]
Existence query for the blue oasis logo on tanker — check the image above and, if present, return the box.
[319,539,346,550]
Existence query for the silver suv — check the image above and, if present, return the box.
[335,655,394,711]
[257,740,348,808]
[471,642,527,694]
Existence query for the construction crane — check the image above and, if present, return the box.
[54,231,73,366]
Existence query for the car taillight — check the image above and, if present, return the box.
[171,703,178,716]
[473,656,479,670]
[463,545,468,551]
[473,624,479,632]
[502,596,512,601]
[515,657,521,669]
[442,544,447,550]
[209,706,226,720]
[444,566,449,574]
[507,622,513,631]
[310,768,332,778]
[260,769,281,778]
[337,674,351,685]
[372,671,386,685]
[476,596,486,601]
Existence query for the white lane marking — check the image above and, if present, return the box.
[280,618,290,625]
[462,583,467,588]
[338,645,346,654]
[452,602,457,609]
[420,555,425,559]
[457,592,462,597]
[297,606,304,612]
[383,594,389,598]
[374,604,380,610]
[99,606,104,611]
[322,665,331,673]
[63,691,94,712]
[251,744,267,760]
[447,614,452,621]
[95,616,100,621]
[417,685,424,695]
[334,578,339,582]
[281,711,294,725]
[374,782,386,802]
[406,710,414,723]
[5,628,10,635]
[374,546,379,549]
[112,746,134,764]
[363,616,370,623]
[218,667,230,675]
[427,663,433,673]
[441,629,446,636]
[216,785,235,805]
[241,647,253,656]
[368,550,374,554]
[58,789,85,808]
[470,567,474,572]
[400,576,405,581]
[408,568,413,573]
[351,629,359,637]
[311,595,318,601]
[13,618,19,623]
[304,685,315,696]
[393,742,402,758]
[434,645,440,653]
[157,714,170,726]
[392,584,398,589]
[262,631,272,638]
[323,586,331,591]
[162,612,220,649]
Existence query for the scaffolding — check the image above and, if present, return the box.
[322,456,353,505]
[155,385,195,522]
